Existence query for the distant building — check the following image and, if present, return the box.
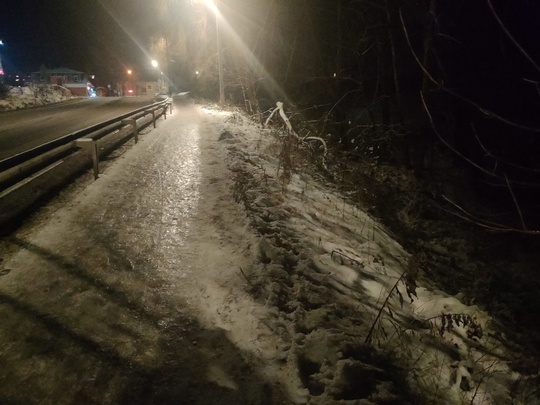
[29,67,94,97]
[135,81,163,96]
[104,81,166,97]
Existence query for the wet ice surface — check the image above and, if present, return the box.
[0,101,292,404]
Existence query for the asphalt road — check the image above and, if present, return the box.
[0,96,158,160]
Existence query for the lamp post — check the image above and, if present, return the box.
[215,1,225,105]
[126,69,133,96]
[201,0,224,104]
[151,59,160,93]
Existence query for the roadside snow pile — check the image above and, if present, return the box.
[206,106,540,404]
[0,84,72,111]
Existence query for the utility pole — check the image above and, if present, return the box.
[216,1,225,105]
[165,37,170,94]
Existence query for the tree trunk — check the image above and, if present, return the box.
[385,0,407,165]
[414,0,437,174]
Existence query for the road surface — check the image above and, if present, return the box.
[0,97,158,160]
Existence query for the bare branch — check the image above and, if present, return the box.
[422,93,537,233]
[266,101,328,169]
[471,124,540,175]
[441,195,540,234]
[399,8,540,134]
[504,173,527,230]
[486,0,540,74]
[420,92,502,179]
[276,101,295,135]
[321,89,363,133]
[264,104,280,128]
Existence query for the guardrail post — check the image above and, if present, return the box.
[75,138,99,180]
[168,100,173,114]
[122,119,138,143]
[163,105,167,120]
[145,110,156,128]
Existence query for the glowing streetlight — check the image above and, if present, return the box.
[151,60,162,93]
[127,69,132,75]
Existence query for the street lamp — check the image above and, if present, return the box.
[125,69,133,96]
[151,60,161,93]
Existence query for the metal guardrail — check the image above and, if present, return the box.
[0,97,173,230]
[0,97,171,173]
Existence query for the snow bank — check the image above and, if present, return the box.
[205,105,540,404]
[0,84,73,111]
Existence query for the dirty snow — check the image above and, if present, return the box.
[0,84,72,111]
[0,100,538,404]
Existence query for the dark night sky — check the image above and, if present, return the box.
[2,0,540,92]
[0,0,155,77]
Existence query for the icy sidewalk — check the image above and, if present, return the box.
[0,102,299,405]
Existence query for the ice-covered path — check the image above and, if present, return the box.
[0,99,298,404]
[1,99,537,405]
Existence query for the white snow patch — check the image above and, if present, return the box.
[206,105,538,404]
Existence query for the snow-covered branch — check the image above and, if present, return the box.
[265,101,296,136]
[266,101,328,167]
